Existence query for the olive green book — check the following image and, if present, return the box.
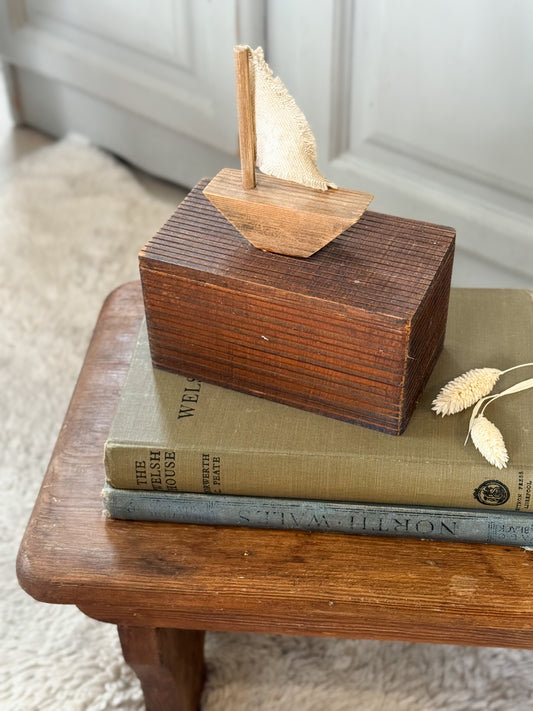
[104,289,533,512]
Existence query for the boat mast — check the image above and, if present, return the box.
[234,46,256,190]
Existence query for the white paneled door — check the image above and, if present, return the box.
[0,0,265,185]
[1,0,531,284]
[267,0,533,285]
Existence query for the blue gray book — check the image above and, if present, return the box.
[102,484,533,547]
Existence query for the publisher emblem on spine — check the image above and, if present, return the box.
[473,480,510,506]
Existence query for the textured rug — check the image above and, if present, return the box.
[2,135,533,711]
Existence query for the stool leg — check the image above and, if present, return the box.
[118,626,205,711]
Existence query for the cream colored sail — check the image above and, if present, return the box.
[204,46,373,257]
[247,47,335,191]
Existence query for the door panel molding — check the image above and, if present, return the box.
[270,0,533,280]
[0,0,244,149]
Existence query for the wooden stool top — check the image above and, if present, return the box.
[16,282,533,649]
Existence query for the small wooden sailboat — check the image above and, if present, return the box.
[204,46,374,258]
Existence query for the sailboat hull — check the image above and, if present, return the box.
[204,169,374,257]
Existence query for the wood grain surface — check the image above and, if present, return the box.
[17,282,533,649]
[233,47,256,190]
[118,626,205,711]
[203,168,373,256]
[141,179,455,434]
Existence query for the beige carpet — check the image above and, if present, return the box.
[2,136,533,710]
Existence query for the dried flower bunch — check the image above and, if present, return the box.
[469,415,508,469]
[432,363,533,468]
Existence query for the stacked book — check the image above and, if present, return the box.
[103,289,533,547]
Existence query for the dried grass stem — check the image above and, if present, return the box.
[434,363,533,468]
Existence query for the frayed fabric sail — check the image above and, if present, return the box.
[249,47,335,191]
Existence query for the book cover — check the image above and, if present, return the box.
[102,484,533,547]
[104,289,533,512]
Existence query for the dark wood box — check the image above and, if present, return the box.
[139,179,455,435]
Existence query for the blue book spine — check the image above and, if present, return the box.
[102,485,533,547]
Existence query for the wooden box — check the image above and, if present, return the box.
[139,179,455,435]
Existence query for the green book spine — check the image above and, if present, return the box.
[104,289,533,512]
[101,485,533,548]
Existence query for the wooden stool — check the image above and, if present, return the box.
[17,282,533,711]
